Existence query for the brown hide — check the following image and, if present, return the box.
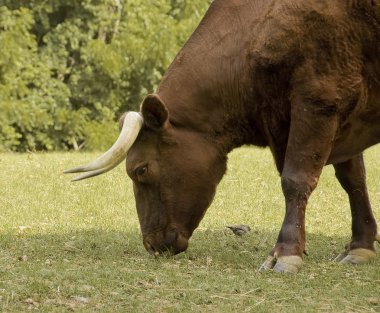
[68,0,380,270]
[126,0,380,257]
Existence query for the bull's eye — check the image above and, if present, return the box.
[135,166,148,177]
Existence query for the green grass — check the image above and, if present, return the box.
[1,146,379,312]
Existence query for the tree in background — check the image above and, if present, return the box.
[0,0,210,151]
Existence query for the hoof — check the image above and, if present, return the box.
[258,255,276,272]
[333,252,347,263]
[336,248,376,265]
[259,255,303,274]
[273,256,303,273]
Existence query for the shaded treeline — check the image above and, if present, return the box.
[0,0,210,151]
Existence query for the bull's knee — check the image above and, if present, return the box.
[281,175,315,201]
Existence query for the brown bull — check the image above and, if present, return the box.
[65,0,380,273]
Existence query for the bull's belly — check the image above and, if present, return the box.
[327,120,380,165]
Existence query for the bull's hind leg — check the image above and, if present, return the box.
[333,154,379,264]
[259,95,339,273]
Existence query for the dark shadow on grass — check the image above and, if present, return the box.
[1,227,378,271]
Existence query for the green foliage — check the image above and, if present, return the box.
[0,0,211,151]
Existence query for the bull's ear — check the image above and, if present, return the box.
[141,94,169,131]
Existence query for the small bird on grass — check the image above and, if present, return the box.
[226,224,251,236]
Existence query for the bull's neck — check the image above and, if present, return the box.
[156,60,257,154]
[157,62,262,153]
[156,3,263,154]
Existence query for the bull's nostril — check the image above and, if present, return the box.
[164,229,178,247]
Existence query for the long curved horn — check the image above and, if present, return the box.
[64,112,143,181]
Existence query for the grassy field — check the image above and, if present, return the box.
[0,146,380,312]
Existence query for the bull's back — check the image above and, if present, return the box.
[161,0,380,156]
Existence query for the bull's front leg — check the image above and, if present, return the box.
[259,97,338,273]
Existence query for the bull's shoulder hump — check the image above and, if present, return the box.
[247,1,366,68]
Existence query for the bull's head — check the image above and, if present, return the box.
[65,94,227,255]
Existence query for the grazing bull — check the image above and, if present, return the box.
[65,0,380,273]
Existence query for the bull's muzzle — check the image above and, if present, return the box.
[143,228,189,256]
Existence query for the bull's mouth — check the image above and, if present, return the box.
[143,228,189,256]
